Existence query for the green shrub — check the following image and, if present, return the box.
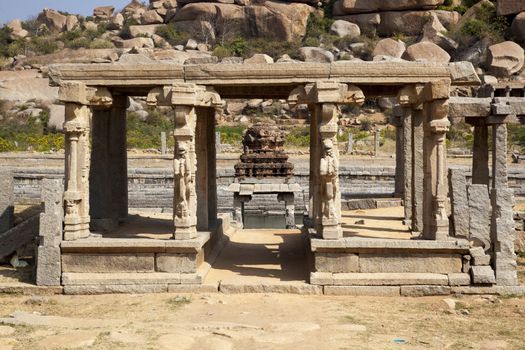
[226,37,248,57]
[89,39,114,49]
[286,127,310,147]
[217,125,246,145]
[213,46,231,59]
[155,23,189,46]
[65,36,91,49]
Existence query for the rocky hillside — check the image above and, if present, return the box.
[0,0,523,79]
[0,0,524,154]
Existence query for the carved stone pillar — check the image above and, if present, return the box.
[173,105,198,239]
[400,107,412,225]
[63,103,92,240]
[422,81,450,240]
[317,102,342,239]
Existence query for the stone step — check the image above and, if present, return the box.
[219,280,322,295]
[311,272,453,286]
[62,272,201,286]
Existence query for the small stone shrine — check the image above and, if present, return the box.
[229,123,300,228]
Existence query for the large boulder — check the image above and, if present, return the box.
[497,0,525,16]
[108,13,125,30]
[421,12,458,53]
[433,10,461,30]
[372,38,405,58]
[122,0,148,20]
[129,24,164,37]
[298,47,334,62]
[171,2,314,42]
[511,12,525,42]
[403,41,451,63]
[66,15,79,31]
[6,19,28,39]
[336,10,452,36]
[330,20,360,38]
[93,6,115,20]
[114,37,155,49]
[486,41,525,77]
[333,0,444,15]
[37,9,67,32]
[141,9,164,24]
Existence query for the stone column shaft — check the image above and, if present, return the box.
[412,110,424,233]
[196,107,217,231]
[173,105,198,239]
[394,124,404,197]
[402,108,413,225]
[0,171,14,234]
[63,103,92,240]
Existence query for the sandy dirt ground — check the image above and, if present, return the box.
[0,291,524,350]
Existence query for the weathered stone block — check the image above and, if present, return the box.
[332,273,449,286]
[0,171,14,234]
[470,265,496,285]
[448,169,469,238]
[315,252,358,273]
[400,285,451,297]
[359,253,462,273]
[62,272,181,285]
[64,284,167,295]
[62,254,155,273]
[469,247,491,266]
[468,184,491,250]
[36,246,61,286]
[156,253,199,273]
[448,273,471,286]
[324,286,400,296]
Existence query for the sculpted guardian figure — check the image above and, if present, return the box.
[320,138,338,220]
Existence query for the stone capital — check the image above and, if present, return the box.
[308,81,365,105]
[397,84,424,109]
[423,80,450,102]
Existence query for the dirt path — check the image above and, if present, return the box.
[0,292,524,350]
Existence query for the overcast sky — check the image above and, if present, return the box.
[0,0,133,24]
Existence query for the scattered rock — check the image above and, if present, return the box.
[197,43,209,52]
[114,37,155,49]
[442,298,457,311]
[372,38,405,58]
[330,20,361,38]
[486,41,524,77]
[108,13,124,30]
[298,47,334,63]
[333,0,444,15]
[122,0,148,20]
[403,41,450,63]
[129,24,163,38]
[185,39,199,50]
[470,265,496,284]
[244,54,274,64]
[221,56,244,64]
[93,6,115,20]
[141,9,164,24]
[37,8,67,32]
[421,12,458,52]
[83,21,98,31]
[6,19,28,39]
[511,12,525,42]
[497,0,525,16]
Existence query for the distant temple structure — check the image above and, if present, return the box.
[230,123,299,228]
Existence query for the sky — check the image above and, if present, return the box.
[0,0,133,25]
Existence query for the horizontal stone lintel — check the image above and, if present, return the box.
[60,231,211,253]
[310,238,470,253]
[48,62,452,90]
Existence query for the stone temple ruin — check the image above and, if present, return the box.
[2,60,520,295]
[229,123,299,229]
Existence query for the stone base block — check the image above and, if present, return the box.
[448,273,471,286]
[156,252,202,273]
[359,253,462,274]
[62,254,155,273]
[219,281,322,294]
[311,272,450,286]
[324,286,400,296]
[36,246,61,286]
[62,272,182,285]
[64,284,168,295]
[315,253,358,273]
[470,266,496,285]
[400,285,451,296]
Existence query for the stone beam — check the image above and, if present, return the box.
[288,83,365,107]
